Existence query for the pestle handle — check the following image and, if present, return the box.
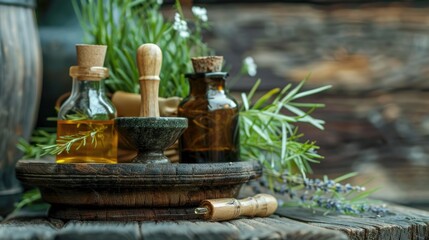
[137,43,162,117]
[196,194,278,221]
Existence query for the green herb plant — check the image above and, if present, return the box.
[16,0,385,215]
[17,128,57,159]
[241,79,385,214]
[73,0,211,97]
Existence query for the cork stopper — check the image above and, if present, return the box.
[76,44,107,67]
[191,56,223,73]
[70,44,109,80]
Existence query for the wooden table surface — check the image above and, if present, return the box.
[1,204,428,240]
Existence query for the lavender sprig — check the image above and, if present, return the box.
[303,195,387,215]
[251,171,388,216]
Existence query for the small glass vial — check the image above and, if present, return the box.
[178,72,239,163]
[56,44,117,163]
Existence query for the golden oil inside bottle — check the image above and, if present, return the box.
[56,119,118,164]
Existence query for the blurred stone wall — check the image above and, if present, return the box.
[197,2,429,208]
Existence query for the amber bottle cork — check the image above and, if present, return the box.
[191,56,223,73]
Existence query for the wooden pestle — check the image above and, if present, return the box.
[195,194,278,221]
[137,43,162,118]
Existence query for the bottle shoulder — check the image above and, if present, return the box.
[179,94,238,112]
[208,95,238,110]
[58,94,116,120]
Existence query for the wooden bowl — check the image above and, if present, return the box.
[16,160,262,221]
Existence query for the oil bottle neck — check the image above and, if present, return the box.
[70,78,105,97]
[189,78,226,96]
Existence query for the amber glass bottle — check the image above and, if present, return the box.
[178,72,239,163]
[56,45,117,163]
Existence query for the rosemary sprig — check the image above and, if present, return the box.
[17,110,106,158]
[40,124,107,156]
[240,77,330,178]
[13,188,42,213]
[65,111,89,121]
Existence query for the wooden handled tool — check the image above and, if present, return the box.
[137,43,162,118]
[195,194,278,221]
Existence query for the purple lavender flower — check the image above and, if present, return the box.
[259,172,387,215]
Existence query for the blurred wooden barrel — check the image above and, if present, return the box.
[0,0,42,215]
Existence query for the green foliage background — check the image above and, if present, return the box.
[74,0,211,97]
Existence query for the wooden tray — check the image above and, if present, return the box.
[16,160,262,221]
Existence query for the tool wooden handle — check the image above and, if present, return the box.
[200,194,278,221]
[137,43,162,117]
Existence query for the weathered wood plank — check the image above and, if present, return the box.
[276,205,429,240]
[229,218,284,239]
[261,216,348,240]
[144,215,349,240]
[141,220,238,240]
[0,218,240,240]
[202,4,429,92]
[221,219,277,240]
[55,221,141,240]
[0,217,61,240]
[219,216,348,240]
[1,204,428,240]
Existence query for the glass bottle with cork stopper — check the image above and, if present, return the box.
[178,56,239,163]
[56,44,118,163]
